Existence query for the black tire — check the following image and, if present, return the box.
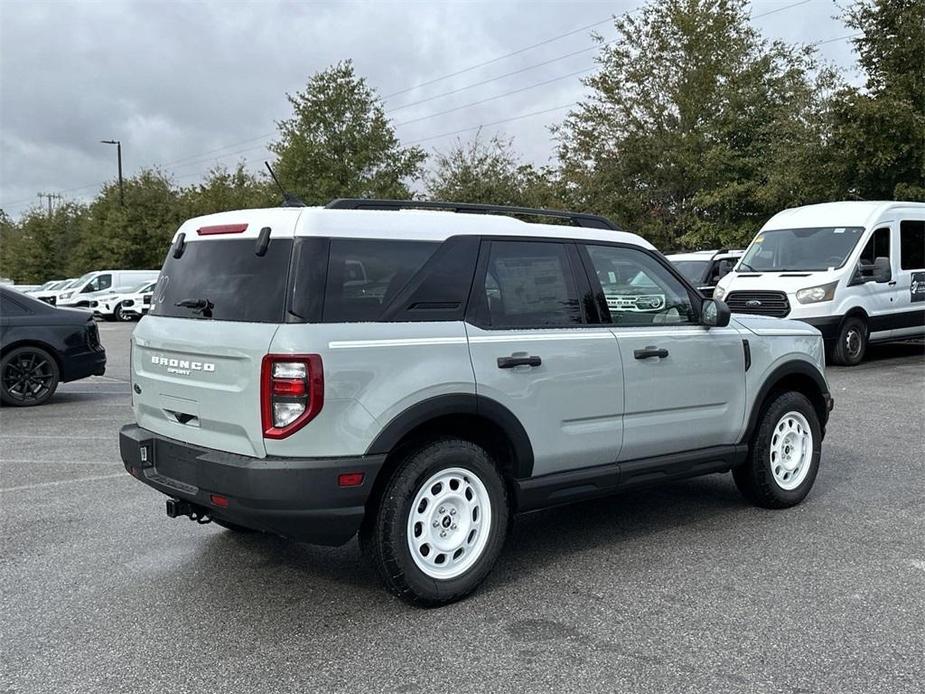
[0,346,60,407]
[831,315,867,366]
[212,518,256,533]
[113,304,129,322]
[360,438,510,607]
[733,391,822,509]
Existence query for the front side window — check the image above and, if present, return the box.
[739,227,865,272]
[323,240,438,322]
[859,227,891,264]
[85,274,112,292]
[481,241,583,328]
[671,260,709,285]
[900,220,925,270]
[584,245,695,325]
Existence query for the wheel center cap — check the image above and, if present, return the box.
[442,516,452,528]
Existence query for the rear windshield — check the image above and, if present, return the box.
[151,238,293,322]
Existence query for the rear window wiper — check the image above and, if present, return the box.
[175,298,214,317]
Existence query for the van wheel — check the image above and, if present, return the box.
[832,316,867,366]
[1,346,60,406]
[733,391,821,509]
[361,439,509,606]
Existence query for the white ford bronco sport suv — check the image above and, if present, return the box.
[120,199,834,606]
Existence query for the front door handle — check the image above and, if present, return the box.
[887,280,897,286]
[497,355,542,369]
[634,346,669,360]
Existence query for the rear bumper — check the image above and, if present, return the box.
[61,347,106,381]
[119,424,385,546]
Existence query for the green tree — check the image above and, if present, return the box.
[556,0,837,249]
[425,132,564,209]
[828,0,925,200]
[0,202,86,283]
[71,169,184,274]
[181,163,276,217]
[269,61,426,204]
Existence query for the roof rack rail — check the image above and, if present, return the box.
[325,198,620,230]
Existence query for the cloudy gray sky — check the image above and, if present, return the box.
[0,0,860,217]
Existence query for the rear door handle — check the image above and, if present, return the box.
[887,281,897,286]
[634,346,669,360]
[497,355,542,369]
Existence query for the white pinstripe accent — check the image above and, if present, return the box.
[469,332,614,344]
[328,337,468,349]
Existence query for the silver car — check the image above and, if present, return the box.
[120,200,833,606]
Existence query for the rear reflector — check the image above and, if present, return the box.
[210,494,229,508]
[197,223,248,236]
[338,473,365,488]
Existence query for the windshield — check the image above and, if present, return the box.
[739,227,865,272]
[152,238,293,322]
[670,260,709,284]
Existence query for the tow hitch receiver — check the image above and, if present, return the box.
[165,498,212,524]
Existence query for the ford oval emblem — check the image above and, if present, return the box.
[746,299,762,307]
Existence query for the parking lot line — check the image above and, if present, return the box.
[0,472,128,493]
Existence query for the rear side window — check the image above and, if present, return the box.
[1,294,30,316]
[900,220,925,270]
[480,241,583,327]
[152,238,293,322]
[323,240,438,322]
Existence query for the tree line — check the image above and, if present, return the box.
[1,0,922,283]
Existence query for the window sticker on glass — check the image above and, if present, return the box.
[834,228,845,234]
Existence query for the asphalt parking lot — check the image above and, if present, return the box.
[2,322,923,694]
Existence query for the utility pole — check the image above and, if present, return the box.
[100,139,124,206]
[36,192,62,217]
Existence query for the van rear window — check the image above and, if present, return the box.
[152,239,292,322]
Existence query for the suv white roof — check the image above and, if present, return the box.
[174,206,655,249]
[763,201,925,231]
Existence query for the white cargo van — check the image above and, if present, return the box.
[57,270,159,309]
[714,201,925,365]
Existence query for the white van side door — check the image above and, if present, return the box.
[890,218,925,339]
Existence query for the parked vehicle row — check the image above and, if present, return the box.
[91,280,157,321]
[0,286,106,406]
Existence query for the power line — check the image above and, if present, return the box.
[405,102,578,146]
[381,16,618,100]
[394,67,595,128]
[751,0,815,20]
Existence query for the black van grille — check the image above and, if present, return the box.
[726,291,790,317]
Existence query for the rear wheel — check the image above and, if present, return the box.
[734,391,821,508]
[1,346,60,406]
[361,438,509,606]
[831,315,867,366]
[113,303,131,322]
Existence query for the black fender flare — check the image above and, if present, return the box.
[741,360,831,445]
[365,393,535,478]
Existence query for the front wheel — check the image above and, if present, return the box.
[361,439,509,606]
[113,303,133,322]
[733,391,821,508]
[831,315,867,366]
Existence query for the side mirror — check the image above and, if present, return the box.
[872,256,892,283]
[701,298,730,328]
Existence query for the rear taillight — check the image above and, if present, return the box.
[261,354,324,439]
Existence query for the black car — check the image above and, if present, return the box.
[0,286,106,406]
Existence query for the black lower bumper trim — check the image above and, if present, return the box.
[797,315,842,341]
[120,424,385,546]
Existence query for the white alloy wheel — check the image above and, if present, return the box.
[769,411,813,490]
[406,467,492,580]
